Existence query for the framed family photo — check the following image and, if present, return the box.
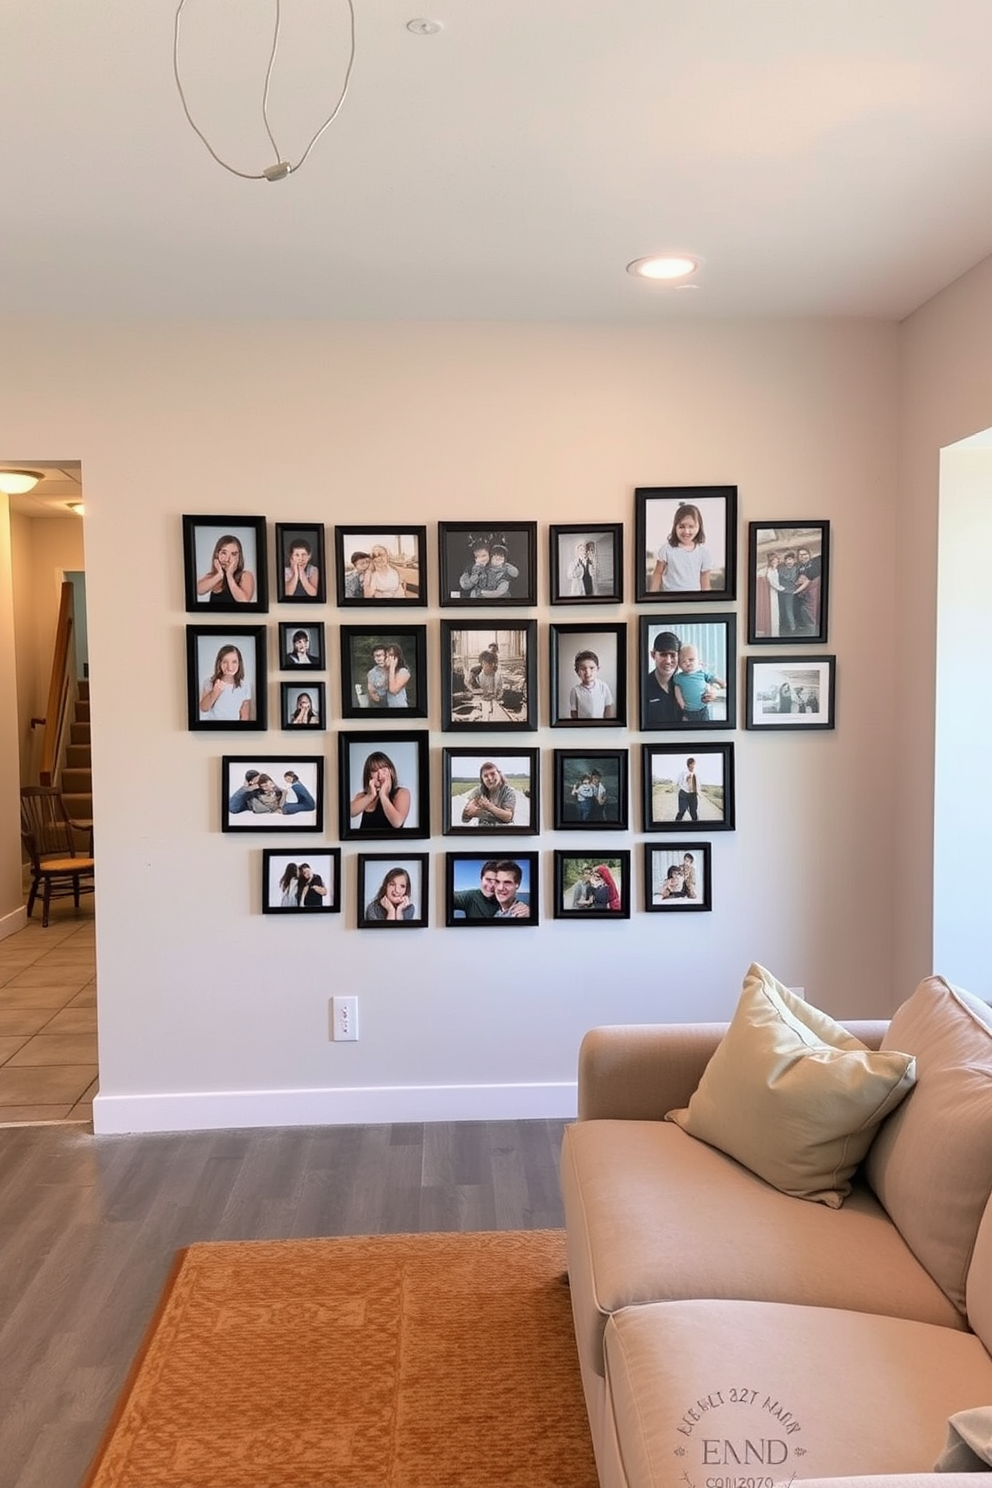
[644,842,712,912]
[182,515,268,613]
[261,849,341,914]
[222,757,323,833]
[549,623,626,727]
[334,526,427,606]
[356,854,429,928]
[438,522,537,606]
[442,748,539,836]
[186,625,266,730]
[278,621,325,671]
[445,853,539,926]
[275,523,326,605]
[745,656,836,729]
[440,622,537,731]
[554,852,631,919]
[339,731,430,840]
[642,742,735,832]
[553,749,628,830]
[634,486,737,604]
[747,521,830,644]
[638,614,735,730]
[339,625,427,719]
[549,524,623,604]
[280,681,326,731]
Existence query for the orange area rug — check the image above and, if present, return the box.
[83,1228,597,1488]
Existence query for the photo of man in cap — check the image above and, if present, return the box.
[643,628,721,729]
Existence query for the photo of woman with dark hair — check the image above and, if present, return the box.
[364,865,416,921]
[278,862,299,906]
[289,691,320,726]
[197,534,256,605]
[199,644,252,721]
[349,752,411,831]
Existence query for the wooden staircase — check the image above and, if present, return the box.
[59,680,93,848]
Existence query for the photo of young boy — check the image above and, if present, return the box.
[551,624,626,727]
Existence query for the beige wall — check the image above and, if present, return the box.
[0,498,26,936]
[10,512,85,784]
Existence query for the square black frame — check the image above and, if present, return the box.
[334,526,428,606]
[222,756,324,833]
[644,842,712,911]
[549,622,627,727]
[356,854,429,928]
[339,730,431,840]
[641,742,735,833]
[634,486,737,603]
[278,621,326,671]
[275,522,327,605]
[549,523,623,604]
[442,747,540,836]
[440,621,537,731]
[183,514,268,613]
[186,625,267,731]
[744,655,836,730]
[554,852,631,919]
[747,521,830,645]
[339,625,428,720]
[262,849,341,913]
[638,613,736,731]
[280,680,327,731]
[445,852,539,925]
[552,748,629,831]
[438,522,537,606]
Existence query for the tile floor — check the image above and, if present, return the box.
[0,897,96,1125]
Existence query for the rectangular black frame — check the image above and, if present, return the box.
[644,842,712,912]
[445,852,539,926]
[440,621,537,731]
[634,486,737,603]
[278,621,326,672]
[747,521,830,644]
[549,523,623,604]
[552,748,629,831]
[638,613,736,731]
[334,526,427,606]
[339,730,431,840]
[553,851,631,920]
[339,625,428,720]
[438,522,538,607]
[280,680,327,731]
[744,655,836,730]
[186,625,267,731]
[356,854,429,928]
[641,742,735,833]
[222,756,324,833]
[262,849,341,914]
[183,514,268,613]
[275,522,327,605]
[442,747,540,836]
[549,622,627,727]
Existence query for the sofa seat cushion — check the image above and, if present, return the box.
[561,1119,963,1381]
[605,1299,992,1488]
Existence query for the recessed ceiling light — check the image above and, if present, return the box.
[407,18,442,34]
[627,255,701,284]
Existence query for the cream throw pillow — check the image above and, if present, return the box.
[666,964,917,1207]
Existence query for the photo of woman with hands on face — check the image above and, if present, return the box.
[197,534,256,605]
[365,865,416,921]
[350,751,411,832]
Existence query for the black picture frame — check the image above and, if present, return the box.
[356,854,429,928]
[280,681,327,731]
[634,486,737,604]
[182,514,268,614]
[638,613,736,731]
[442,748,540,836]
[339,730,430,840]
[549,523,623,604]
[278,622,326,672]
[644,842,712,912]
[186,625,267,731]
[440,621,537,731]
[642,742,735,832]
[275,522,327,605]
[334,526,427,606]
[744,656,836,730]
[554,851,631,920]
[747,521,830,644]
[438,522,537,607]
[222,756,324,833]
[549,622,626,727]
[262,849,341,913]
[445,852,539,926]
[552,749,629,831]
[339,625,428,720]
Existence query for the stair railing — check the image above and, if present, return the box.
[39,581,77,789]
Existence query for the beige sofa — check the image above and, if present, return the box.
[561,974,992,1488]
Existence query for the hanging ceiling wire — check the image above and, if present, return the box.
[173,0,357,181]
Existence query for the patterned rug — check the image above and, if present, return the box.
[82,1228,597,1488]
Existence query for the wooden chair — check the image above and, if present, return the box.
[19,786,95,928]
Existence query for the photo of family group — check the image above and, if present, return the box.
[183,515,268,613]
[443,750,538,835]
[642,743,735,832]
[261,850,340,913]
[357,854,428,928]
[748,522,829,644]
[553,750,628,830]
[549,524,623,604]
[187,626,266,730]
[280,682,325,730]
[639,615,735,730]
[276,523,326,604]
[339,626,427,718]
[334,527,426,605]
[634,486,737,603]
[278,622,325,670]
[645,843,712,911]
[445,854,538,925]
[549,624,625,727]
[745,657,836,729]
[554,853,630,919]
[222,757,323,833]
[441,623,536,730]
[438,523,537,606]
[339,732,429,840]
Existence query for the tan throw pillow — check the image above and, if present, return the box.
[866,975,992,1313]
[666,963,916,1208]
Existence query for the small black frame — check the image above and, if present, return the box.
[641,742,735,832]
[744,656,836,730]
[638,613,736,730]
[278,621,326,672]
[440,621,537,731]
[438,522,538,606]
[442,747,540,836]
[644,842,712,911]
[262,849,341,913]
[634,486,737,603]
[339,730,431,840]
[183,514,268,613]
[222,756,324,833]
[549,523,623,604]
[550,622,626,727]
[186,625,267,731]
[280,681,327,731]
[339,625,428,719]
[552,748,629,830]
[275,522,327,605]
[554,851,631,920]
[747,521,830,644]
[356,854,429,928]
[445,852,539,925]
[334,525,427,606]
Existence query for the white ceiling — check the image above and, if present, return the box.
[2,1,992,324]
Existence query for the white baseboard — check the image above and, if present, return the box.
[92,1081,578,1135]
[0,904,27,941]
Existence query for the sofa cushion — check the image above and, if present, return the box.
[666,963,916,1206]
[867,975,992,1313]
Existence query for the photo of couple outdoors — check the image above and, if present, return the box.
[448,858,533,921]
[228,764,318,823]
[562,859,624,914]
[643,622,730,727]
[350,635,417,712]
[448,756,533,830]
[340,532,422,602]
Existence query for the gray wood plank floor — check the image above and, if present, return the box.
[0,1118,570,1488]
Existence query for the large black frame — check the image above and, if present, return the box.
[553,851,631,920]
[549,622,627,727]
[186,625,267,731]
[438,521,537,607]
[334,525,427,607]
[441,747,540,836]
[638,613,736,731]
[183,514,268,614]
[221,756,324,833]
[634,486,737,604]
[444,852,539,926]
[339,625,428,720]
[338,730,431,841]
[747,521,830,645]
[641,742,735,833]
[440,621,538,731]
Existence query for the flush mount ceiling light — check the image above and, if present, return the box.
[68,503,85,516]
[627,255,702,285]
[0,469,44,495]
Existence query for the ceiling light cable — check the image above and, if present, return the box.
[173,0,357,182]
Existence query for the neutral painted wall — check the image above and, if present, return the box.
[10,512,85,783]
[0,497,27,938]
